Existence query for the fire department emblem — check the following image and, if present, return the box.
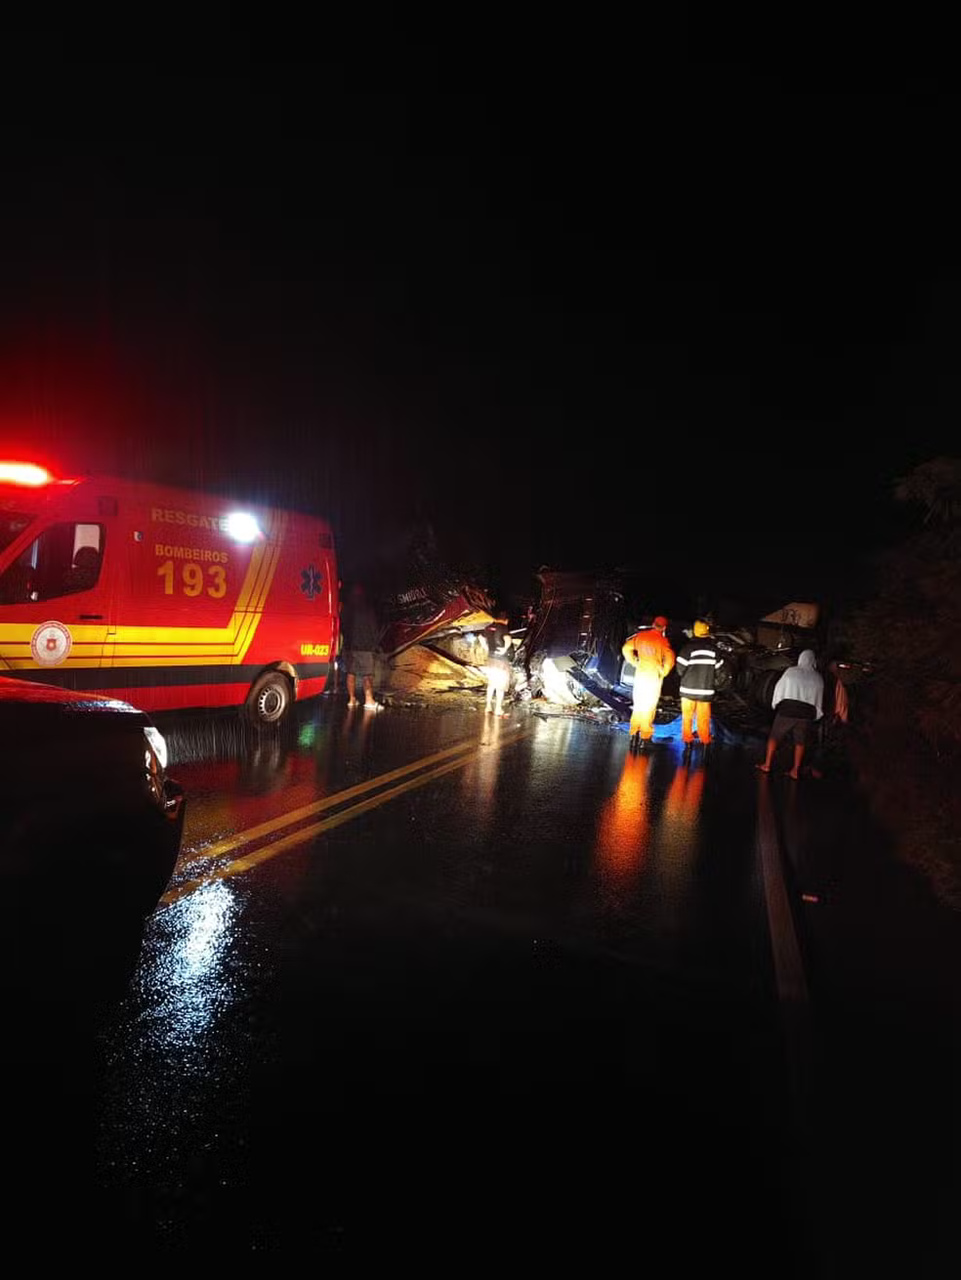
[30,621,73,667]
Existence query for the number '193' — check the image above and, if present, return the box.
[157,560,227,599]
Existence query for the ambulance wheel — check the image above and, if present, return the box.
[245,671,291,725]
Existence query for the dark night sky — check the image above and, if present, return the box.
[1,29,957,617]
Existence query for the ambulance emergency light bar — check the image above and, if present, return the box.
[0,462,262,542]
[0,461,53,486]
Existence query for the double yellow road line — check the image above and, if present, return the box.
[160,723,529,908]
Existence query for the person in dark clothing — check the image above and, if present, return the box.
[808,659,850,778]
[675,619,724,752]
[341,583,382,710]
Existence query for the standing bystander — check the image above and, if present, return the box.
[483,621,514,717]
[341,582,383,711]
[756,649,824,779]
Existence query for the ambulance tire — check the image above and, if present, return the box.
[245,670,292,725]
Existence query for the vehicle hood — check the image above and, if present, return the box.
[0,675,146,719]
[0,670,148,732]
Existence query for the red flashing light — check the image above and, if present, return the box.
[0,462,53,487]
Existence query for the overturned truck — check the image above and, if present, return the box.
[369,531,505,699]
[517,569,632,716]
[378,585,504,696]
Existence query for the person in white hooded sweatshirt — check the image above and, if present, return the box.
[756,649,824,779]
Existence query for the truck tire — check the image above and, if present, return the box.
[245,671,292,725]
[753,668,781,711]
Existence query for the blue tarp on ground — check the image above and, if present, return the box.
[613,712,753,749]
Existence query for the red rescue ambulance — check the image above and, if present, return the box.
[0,462,339,723]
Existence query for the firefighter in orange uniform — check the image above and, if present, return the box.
[622,615,674,751]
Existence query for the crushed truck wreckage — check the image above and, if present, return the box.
[515,569,635,721]
[365,546,627,717]
[379,585,502,664]
[365,528,506,705]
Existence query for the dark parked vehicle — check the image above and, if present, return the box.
[0,676,185,956]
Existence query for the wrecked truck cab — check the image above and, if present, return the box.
[367,531,512,703]
[519,570,631,712]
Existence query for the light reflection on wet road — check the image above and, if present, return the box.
[88,697,799,1259]
[142,881,240,1053]
[11,694,952,1267]
[163,701,481,860]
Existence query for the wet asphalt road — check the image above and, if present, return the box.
[4,695,957,1269]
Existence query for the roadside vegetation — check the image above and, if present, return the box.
[841,457,961,908]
